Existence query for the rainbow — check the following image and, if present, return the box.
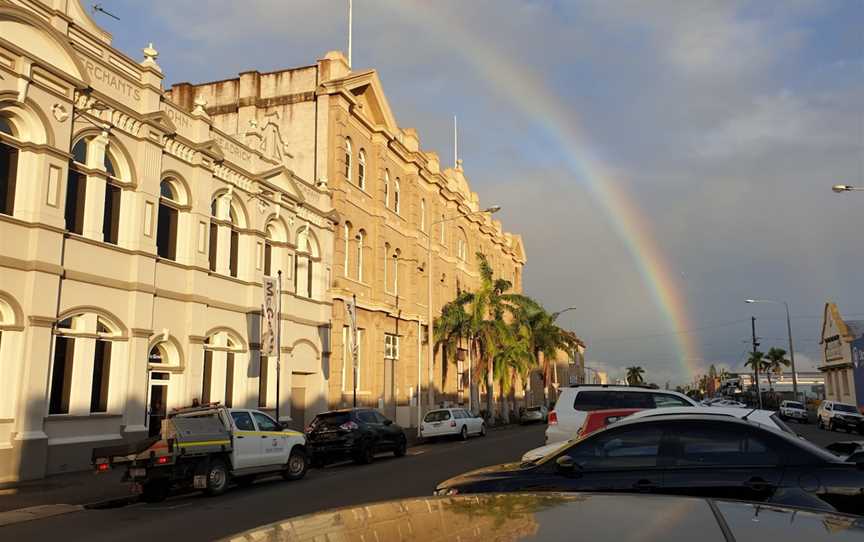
[387,2,702,377]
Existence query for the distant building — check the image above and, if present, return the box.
[819,302,863,408]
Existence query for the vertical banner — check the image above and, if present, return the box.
[851,337,864,410]
[262,276,279,356]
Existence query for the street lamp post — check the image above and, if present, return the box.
[425,205,500,428]
[745,299,799,402]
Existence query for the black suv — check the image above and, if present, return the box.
[306,408,407,466]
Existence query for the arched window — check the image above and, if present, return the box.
[383,170,390,207]
[0,116,18,216]
[420,198,426,232]
[208,199,219,272]
[344,137,352,183]
[356,229,365,282]
[394,178,401,214]
[209,193,244,278]
[392,248,400,295]
[357,149,366,189]
[201,330,245,408]
[457,227,468,261]
[102,148,123,245]
[294,228,316,299]
[228,206,240,277]
[50,312,122,415]
[343,222,352,277]
[65,138,88,235]
[157,179,179,260]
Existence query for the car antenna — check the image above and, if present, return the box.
[742,408,758,421]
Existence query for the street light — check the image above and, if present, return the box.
[832,184,864,193]
[420,205,501,436]
[745,299,799,401]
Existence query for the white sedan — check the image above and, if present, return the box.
[420,408,486,441]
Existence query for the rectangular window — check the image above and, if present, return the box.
[0,142,18,216]
[264,242,273,276]
[49,336,75,414]
[90,340,111,413]
[208,223,218,271]
[225,352,235,407]
[229,230,239,277]
[201,350,213,404]
[258,355,269,408]
[156,204,178,260]
[457,359,465,392]
[102,182,121,244]
[65,170,86,234]
[384,333,399,360]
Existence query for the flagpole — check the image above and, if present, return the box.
[347,0,353,68]
[276,270,282,422]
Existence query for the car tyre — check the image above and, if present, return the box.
[459,426,469,441]
[283,447,308,481]
[204,459,229,497]
[828,419,835,432]
[394,436,407,457]
[480,423,487,437]
[354,442,375,464]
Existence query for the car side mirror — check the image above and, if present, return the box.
[383,419,393,426]
[555,455,581,477]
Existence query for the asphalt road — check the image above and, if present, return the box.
[789,416,863,448]
[2,424,548,541]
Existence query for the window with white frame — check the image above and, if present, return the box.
[394,178,401,214]
[157,179,180,260]
[49,313,121,415]
[384,170,390,207]
[385,333,399,360]
[358,149,366,189]
[0,116,19,217]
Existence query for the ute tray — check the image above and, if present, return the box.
[169,414,232,455]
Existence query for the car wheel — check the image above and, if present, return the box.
[459,426,468,441]
[140,479,169,503]
[480,423,487,437]
[394,436,407,457]
[354,442,375,464]
[204,459,229,497]
[283,447,308,481]
[828,420,835,432]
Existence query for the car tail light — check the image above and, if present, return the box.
[450,420,457,427]
[339,421,359,431]
[97,463,110,472]
[156,456,169,465]
[548,411,558,425]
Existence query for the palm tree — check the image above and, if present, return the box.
[762,347,790,392]
[520,302,582,407]
[625,366,645,386]
[745,350,764,402]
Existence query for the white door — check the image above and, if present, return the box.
[229,410,260,469]
[252,410,289,466]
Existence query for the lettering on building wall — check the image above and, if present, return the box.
[163,105,192,132]
[826,336,843,362]
[83,60,141,101]
[214,133,252,164]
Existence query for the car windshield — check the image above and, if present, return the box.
[785,402,804,409]
[424,411,451,422]
[835,404,859,413]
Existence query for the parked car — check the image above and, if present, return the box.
[625,406,797,435]
[826,441,864,463]
[305,408,406,465]
[818,401,864,434]
[436,414,864,515]
[779,400,809,423]
[710,399,747,408]
[420,408,486,441]
[226,493,864,542]
[523,408,642,462]
[519,405,548,424]
[92,404,307,502]
[545,385,697,444]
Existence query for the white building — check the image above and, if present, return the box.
[0,0,335,481]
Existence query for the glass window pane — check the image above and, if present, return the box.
[569,426,663,469]
[0,117,13,135]
[231,411,255,431]
[160,180,176,200]
[90,340,111,412]
[652,393,690,408]
[0,142,17,216]
[72,139,87,164]
[676,427,779,466]
[65,170,86,234]
[572,391,610,411]
[102,183,121,244]
[49,336,75,414]
[357,410,377,423]
[252,411,279,432]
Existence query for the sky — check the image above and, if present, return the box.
[84,0,864,386]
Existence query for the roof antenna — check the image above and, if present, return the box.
[742,407,758,421]
[92,4,121,21]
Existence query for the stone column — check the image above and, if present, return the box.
[123,331,151,434]
[81,131,109,241]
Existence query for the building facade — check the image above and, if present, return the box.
[0,0,335,481]
[820,302,862,408]
[168,52,527,426]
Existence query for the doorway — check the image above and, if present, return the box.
[147,372,169,437]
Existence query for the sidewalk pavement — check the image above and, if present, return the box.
[0,468,133,514]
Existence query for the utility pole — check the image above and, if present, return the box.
[751,316,762,409]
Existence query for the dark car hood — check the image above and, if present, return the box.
[436,461,529,488]
[221,493,864,542]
